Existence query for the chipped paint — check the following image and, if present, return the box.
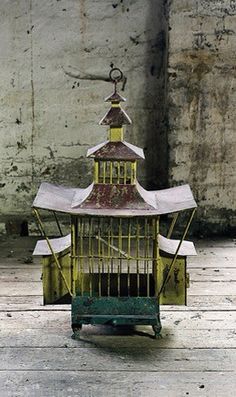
[0,0,168,226]
[168,1,236,234]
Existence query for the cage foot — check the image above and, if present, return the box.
[72,324,82,339]
[152,325,162,339]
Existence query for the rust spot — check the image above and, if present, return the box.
[79,184,153,210]
[89,141,143,160]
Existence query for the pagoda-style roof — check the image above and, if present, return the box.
[32,67,197,220]
[99,106,132,126]
[87,140,145,160]
[32,182,197,217]
[78,184,152,210]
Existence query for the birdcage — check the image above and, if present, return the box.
[32,68,197,338]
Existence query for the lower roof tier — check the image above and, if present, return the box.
[32,181,197,216]
[33,233,197,257]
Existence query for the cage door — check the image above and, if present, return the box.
[158,255,188,305]
[41,248,72,304]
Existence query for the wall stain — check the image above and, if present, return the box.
[79,0,87,47]
[45,146,55,160]
[29,0,35,182]
[36,158,92,189]
[16,183,30,193]
[17,139,27,152]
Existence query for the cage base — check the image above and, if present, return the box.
[71,296,161,334]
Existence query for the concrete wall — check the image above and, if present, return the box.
[168,0,236,235]
[0,0,235,235]
[0,0,168,233]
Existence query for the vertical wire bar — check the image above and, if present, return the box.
[113,161,116,184]
[110,218,114,273]
[107,250,110,297]
[127,219,131,296]
[147,219,150,297]
[80,218,84,296]
[98,218,102,297]
[77,218,81,296]
[97,161,100,183]
[117,162,120,184]
[152,217,160,297]
[102,161,106,184]
[71,216,78,296]
[88,217,92,297]
[120,162,123,184]
[106,162,110,185]
[131,162,134,184]
[107,224,111,296]
[101,218,105,273]
[91,218,94,296]
[128,162,131,184]
[124,162,127,184]
[136,218,140,296]
[118,218,122,297]
[117,261,120,297]
[144,218,148,296]
[109,161,113,184]
[131,161,136,184]
[94,160,99,184]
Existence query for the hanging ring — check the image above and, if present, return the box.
[109,67,123,83]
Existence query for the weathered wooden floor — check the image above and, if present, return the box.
[0,237,235,397]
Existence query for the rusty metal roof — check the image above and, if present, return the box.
[32,182,197,217]
[78,184,152,210]
[105,91,126,103]
[99,106,132,126]
[87,140,145,160]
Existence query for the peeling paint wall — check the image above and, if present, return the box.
[168,0,236,234]
[0,0,168,231]
[1,1,235,235]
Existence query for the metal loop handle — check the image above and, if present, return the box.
[109,67,123,83]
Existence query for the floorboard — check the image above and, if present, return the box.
[0,236,235,396]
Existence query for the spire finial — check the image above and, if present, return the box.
[105,68,126,103]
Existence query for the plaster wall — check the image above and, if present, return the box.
[168,0,236,234]
[0,0,167,233]
[0,0,235,235]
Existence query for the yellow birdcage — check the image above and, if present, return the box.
[33,68,197,338]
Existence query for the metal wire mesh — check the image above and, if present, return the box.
[96,160,135,184]
[72,217,159,298]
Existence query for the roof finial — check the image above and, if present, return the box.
[100,67,131,127]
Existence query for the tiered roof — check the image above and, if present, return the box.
[32,68,197,217]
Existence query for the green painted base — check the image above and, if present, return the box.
[71,296,161,337]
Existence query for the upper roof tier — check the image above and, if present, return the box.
[87,140,145,160]
[105,91,126,103]
[99,106,132,127]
